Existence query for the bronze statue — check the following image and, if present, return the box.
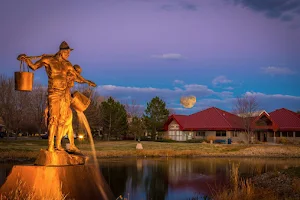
[19,41,96,152]
[62,64,84,153]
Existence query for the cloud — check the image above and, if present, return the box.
[173,79,185,84]
[261,66,295,75]
[243,91,300,112]
[281,14,294,21]
[245,92,300,100]
[212,75,232,86]
[96,84,300,115]
[224,86,234,90]
[161,2,198,11]
[151,53,185,60]
[229,0,300,22]
[96,83,221,113]
[180,2,198,11]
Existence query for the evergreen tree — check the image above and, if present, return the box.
[143,96,169,140]
[100,97,128,140]
[128,116,145,140]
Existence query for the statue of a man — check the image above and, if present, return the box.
[20,41,96,152]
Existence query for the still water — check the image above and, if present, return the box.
[1,158,300,200]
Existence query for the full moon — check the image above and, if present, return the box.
[180,95,196,108]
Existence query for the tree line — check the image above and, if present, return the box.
[0,74,170,140]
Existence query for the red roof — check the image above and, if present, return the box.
[251,111,279,131]
[164,114,188,130]
[269,108,300,131]
[165,107,244,131]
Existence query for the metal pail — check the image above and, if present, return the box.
[71,91,91,112]
[14,60,34,91]
[14,71,34,91]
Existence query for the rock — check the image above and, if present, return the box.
[136,143,143,150]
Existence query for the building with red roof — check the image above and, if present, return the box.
[164,107,300,143]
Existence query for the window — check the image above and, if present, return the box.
[216,131,226,137]
[296,132,300,137]
[233,131,238,137]
[170,124,179,130]
[275,132,280,137]
[282,132,287,137]
[196,131,205,137]
[282,132,293,137]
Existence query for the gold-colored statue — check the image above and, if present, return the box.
[19,41,96,152]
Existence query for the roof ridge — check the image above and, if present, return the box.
[214,107,233,128]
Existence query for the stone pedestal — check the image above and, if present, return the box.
[34,149,88,166]
[0,165,115,200]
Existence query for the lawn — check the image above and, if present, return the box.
[1,138,300,162]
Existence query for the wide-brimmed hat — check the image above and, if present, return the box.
[59,41,74,51]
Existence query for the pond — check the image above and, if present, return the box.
[1,157,300,200]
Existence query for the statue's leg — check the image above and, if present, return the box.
[55,92,69,151]
[56,125,64,151]
[47,124,56,152]
[68,127,81,152]
[47,94,60,152]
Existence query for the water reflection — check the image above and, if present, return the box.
[1,158,300,200]
[99,158,300,200]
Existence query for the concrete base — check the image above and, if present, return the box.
[0,165,115,200]
[34,149,88,166]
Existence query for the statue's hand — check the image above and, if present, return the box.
[17,54,27,61]
[87,80,97,87]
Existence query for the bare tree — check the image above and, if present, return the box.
[30,83,48,135]
[124,99,144,118]
[168,108,176,115]
[233,95,259,143]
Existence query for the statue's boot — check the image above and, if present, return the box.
[68,145,81,153]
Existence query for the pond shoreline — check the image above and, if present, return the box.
[1,150,300,164]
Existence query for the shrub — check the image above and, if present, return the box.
[156,138,176,143]
[186,139,205,143]
[206,135,216,142]
[139,136,153,141]
[277,137,293,144]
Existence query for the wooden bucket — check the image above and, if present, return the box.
[71,91,91,112]
[14,61,34,91]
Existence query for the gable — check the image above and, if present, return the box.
[255,115,273,126]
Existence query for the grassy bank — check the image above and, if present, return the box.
[212,164,300,200]
[1,139,300,162]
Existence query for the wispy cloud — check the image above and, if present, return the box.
[224,86,234,90]
[244,91,300,112]
[97,83,218,112]
[229,0,300,22]
[212,75,232,86]
[161,2,198,11]
[261,66,295,75]
[173,79,185,84]
[245,91,300,100]
[151,53,185,60]
[96,85,300,114]
[180,2,198,11]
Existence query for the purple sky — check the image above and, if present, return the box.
[1,0,300,114]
